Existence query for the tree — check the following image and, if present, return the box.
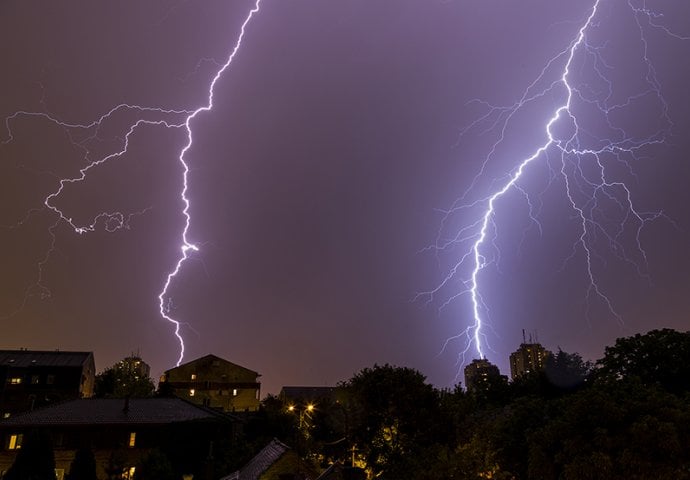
[528,380,690,479]
[66,447,98,480]
[134,449,175,480]
[341,364,443,478]
[95,356,155,398]
[103,449,127,480]
[596,328,690,394]
[3,429,57,480]
[544,349,591,391]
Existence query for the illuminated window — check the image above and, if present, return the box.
[31,375,40,384]
[232,389,238,396]
[9,377,22,385]
[55,468,65,480]
[123,466,136,479]
[128,432,136,448]
[8,434,23,450]
[190,374,197,380]
[189,389,195,397]
[3,413,10,419]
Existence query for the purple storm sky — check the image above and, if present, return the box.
[2,0,689,395]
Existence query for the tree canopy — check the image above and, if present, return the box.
[234,329,690,479]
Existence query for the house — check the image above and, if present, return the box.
[0,397,239,480]
[0,350,95,417]
[159,354,261,412]
[315,463,366,480]
[221,438,319,480]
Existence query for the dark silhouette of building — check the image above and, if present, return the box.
[463,358,503,393]
[0,397,239,480]
[159,354,261,412]
[509,332,551,379]
[0,350,95,417]
[116,354,150,380]
[279,386,339,405]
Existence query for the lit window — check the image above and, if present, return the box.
[55,468,65,480]
[128,432,136,448]
[191,374,197,380]
[31,375,40,385]
[3,413,10,419]
[9,377,22,385]
[189,389,195,397]
[8,434,23,450]
[232,389,238,397]
[123,466,136,479]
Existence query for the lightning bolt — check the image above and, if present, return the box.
[158,0,263,366]
[2,1,263,367]
[418,0,686,366]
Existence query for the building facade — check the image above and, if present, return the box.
[160,354,261,412]
[463,358,504,393]
[0,397,238,480]
[0,350,95,418]
[509,342,551,379]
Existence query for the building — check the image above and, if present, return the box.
[159,354,261,412]
[116,354,150,380]
[316,462,367,480]
[0,350,95,417]
[463,358,504,393]
[221,438,320,480]
[279,386,339,406]
[0,397,239,480]
[509,342,551,380]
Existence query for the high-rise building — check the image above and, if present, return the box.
[116,355,151,380]
[509,340,551,380]
[464,358,503,392]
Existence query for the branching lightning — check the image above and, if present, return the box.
[418,0,687,366]
[158,0,263,366]
[2,1,262,366]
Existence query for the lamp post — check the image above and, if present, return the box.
[287,403,315,432]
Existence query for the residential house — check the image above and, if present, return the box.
[160,354,261,412]
[221,438,319,480]
[0,397,239,479]
[0,350,95,417]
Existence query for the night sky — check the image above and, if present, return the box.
[2,1,690,395]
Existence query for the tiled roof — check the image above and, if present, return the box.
[0,398,233,427]
[0,350,93,368]
[165,354,260,377]
[220,438,290,480]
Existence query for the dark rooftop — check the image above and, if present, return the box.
[0,398,234,427]
[279,386,338,402]
[0,350,93,368]
[221,438,290,480]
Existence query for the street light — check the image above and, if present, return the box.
[287,403,315,430]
